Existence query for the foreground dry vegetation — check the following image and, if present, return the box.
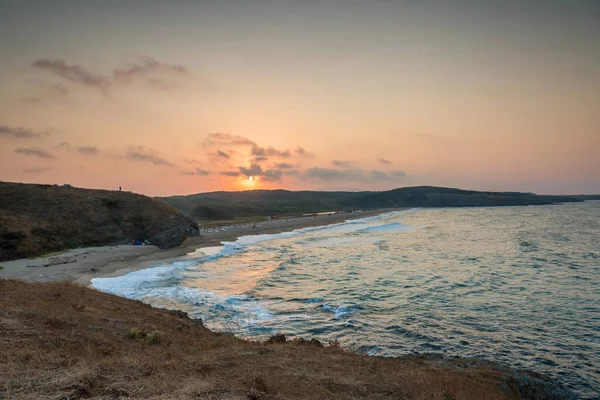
[1,280,573,399]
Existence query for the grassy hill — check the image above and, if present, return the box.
[0,182,199,261]
[1,279,574,399]
[157,186,575,218]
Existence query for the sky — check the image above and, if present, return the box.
[0,0,598,196]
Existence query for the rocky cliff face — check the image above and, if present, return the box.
[0,182,199,261]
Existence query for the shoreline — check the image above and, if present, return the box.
[0,208,402,286]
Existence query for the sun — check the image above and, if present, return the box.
[248,176,254,181]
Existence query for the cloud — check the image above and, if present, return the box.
[55,142,71,150]
[274,163,295,169]
[368,170,392,181]
[285,170,300,176]
[390,170,407,177]
[239,163,263,177]
[253,156,269,162]
[125,146,174,167]
[216,150,230,159]
[251,146,291,158]
[221,171,241,177]
[332,160,354,168]
[113,56,189,90]
[32,59,110,89]
[15,147,57,159]
[303,167,364,182]
[378,158,392,165]
[32,57,189,92]
[183,168,210,176]
[23,167,53,173]
[76,146,99,155]
[303,167,407,182]
[263,169,283,182]
[203,133,256,147]
[0,125,46,139]
[295,146,314,157]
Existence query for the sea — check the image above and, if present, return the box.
[92,201,600,398]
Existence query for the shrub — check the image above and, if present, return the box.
[126,327,144,340]
[126,328,164,345]
[144,331,163,345]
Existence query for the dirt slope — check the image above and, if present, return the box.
[0,280,574,399]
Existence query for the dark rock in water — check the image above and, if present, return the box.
[509,370,577,400]
[156,308,203,326]
[265,333,286,344]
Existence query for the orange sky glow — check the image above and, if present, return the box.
[0,1,598,196]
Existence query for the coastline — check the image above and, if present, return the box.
[0,208,400,286]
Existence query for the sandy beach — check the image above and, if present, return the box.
[0,209,396,286]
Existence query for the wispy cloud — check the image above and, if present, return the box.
[183,168,211,176]
[32,59,110,89]
[378,158,392,165]
[274,163,295,169]
[0,125,47,139]
[390,170,407,177]
[251,146,291,158]
[15,147,57,159]
[303,167,407,182]
[295,146,314,158]
[125,146,174,167]
[55,142,71,150]
[203,133,256,147]
[23,167,53,173]
[31,56,189,93]
[220,171,241,177]
[332,160,354,168]
[76,146,99,155]
[113,56,189,90]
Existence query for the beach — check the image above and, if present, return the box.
[0,209,393,286]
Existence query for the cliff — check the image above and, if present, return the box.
[0,181,199,261]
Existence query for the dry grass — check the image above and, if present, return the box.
[0,280,570,399]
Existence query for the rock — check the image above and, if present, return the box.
[292,338,324,347]
[265,333,286,344]
[156,308,203,326]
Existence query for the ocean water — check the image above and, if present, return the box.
[92,201,600,398]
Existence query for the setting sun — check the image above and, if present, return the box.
[248,176,254,181]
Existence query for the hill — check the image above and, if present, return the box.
[0,279,574,399]
[0,182,199,261]
[158,186,571,218]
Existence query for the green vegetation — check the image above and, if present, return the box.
[191,205,234,220]
[158,186,581,219]
[126,328,164,345]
